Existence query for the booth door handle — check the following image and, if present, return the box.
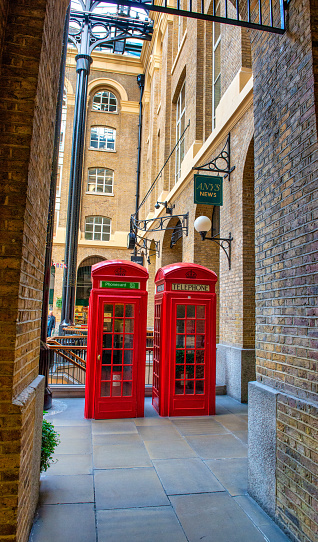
[97,355,101,360]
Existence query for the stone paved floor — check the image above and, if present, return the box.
[29,397,291,542]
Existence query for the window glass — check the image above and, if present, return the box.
[90,127,116,151]
[87,168,113,194]
[92,91,117,112]
[85,216,111,241]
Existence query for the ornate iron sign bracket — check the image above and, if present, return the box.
[193,134,235,180]
[200,231,233,270]
[131,212,189,235]
[133,236,160,263]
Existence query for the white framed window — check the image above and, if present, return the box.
[90,126,116,151]
[92,90,117,112]
[85,216,111,241]
[212,1,221,130]
[87,168,114,194]
[175,81,186,183]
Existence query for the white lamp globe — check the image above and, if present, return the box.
[194,216,211,233]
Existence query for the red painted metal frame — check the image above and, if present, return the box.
[153,263,217,417]
[84,260,148,419]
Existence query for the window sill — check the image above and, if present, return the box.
[91,110,119,115]
[85,192,114,197]
[89,148,116,153]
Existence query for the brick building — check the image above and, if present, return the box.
[0,1,317,542]
[52,47,142,324]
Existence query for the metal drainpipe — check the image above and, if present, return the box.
[39,4,70,409]
[135,74,145,222]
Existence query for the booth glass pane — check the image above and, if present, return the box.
[101,382,111,396]
[196,350,205,363]
[186,365,195,375]
[176,305,185,318]
[114,319,124,332]
[185,380,194,394]
[103,307,113,331]
[196,381,204,394]
[196,365,204,379]
[115,305,124,317]
[196,335,205,348]
[186,335,195,348]
[114,334,123,348]
[113,350,122,365]
[125,319,134,333]
[197,305,205,319]
[176,350,184,364]
[176,320,185,333]
[186,351,195,364]
[102,350,112,364]
[186,320,195,334]
[103,334,112,348]
[175,381,184,394]
[101,366,111,380]
[176,335,185,348]
[124,350,133,364]
[123,382,132,396]
[125,305,134,317]
[187,305,195,318]
[175,365,183,379]
[197,320,205,333]
[124,335,134,348]
[123,366,132,380]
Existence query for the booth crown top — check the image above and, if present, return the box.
[91,259,149,279]
[155,262,218,283]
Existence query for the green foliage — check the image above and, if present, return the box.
[56,297,62,309]
[41,418,60,473]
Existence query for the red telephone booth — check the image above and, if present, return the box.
[153,263,217,417]
[84,260,148,419]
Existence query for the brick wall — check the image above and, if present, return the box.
[251,0,318,538]
[0,0,68,540]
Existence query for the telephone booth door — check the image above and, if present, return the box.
[84,260,148,420]
[153,263,217,417]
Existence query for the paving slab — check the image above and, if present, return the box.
[97,507,187,542]
[144,437,197,459]
[204,458,248,496]
[137,425,183,441]
[216,396,248,414]
[94,467,169,509]
[216,414,249,431]
[134,417,172,426]
[171,418,229,436]
[170,493,267,542]
[153,458,225,495]
[92,432,142,446]
[186,433,247,459]
[93,441,152,469]
[46,453,93,475]
[29,504,96,542]
[39,474,94,504]
[55,437,92,455]
[52,425,91,440]
[91,420,138,434]
[232,430,248,445]
[234,495,291,541]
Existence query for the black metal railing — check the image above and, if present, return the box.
[47,329,154,390]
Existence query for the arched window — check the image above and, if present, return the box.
[87,168,113,194]
[90,126,116,151]
[92,90,117,112]
[85,216,111,241]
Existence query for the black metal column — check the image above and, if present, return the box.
[61,52,92,326]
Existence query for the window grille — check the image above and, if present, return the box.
[92,90,117,112]
[85,216,111,241]
[90,126,116,151]
[87,168,114,194]
[170,220,183,248]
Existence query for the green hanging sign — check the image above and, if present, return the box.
[194,175,223,205]
[100,281,140,289]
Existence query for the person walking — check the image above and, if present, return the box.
[47,311,56,337]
